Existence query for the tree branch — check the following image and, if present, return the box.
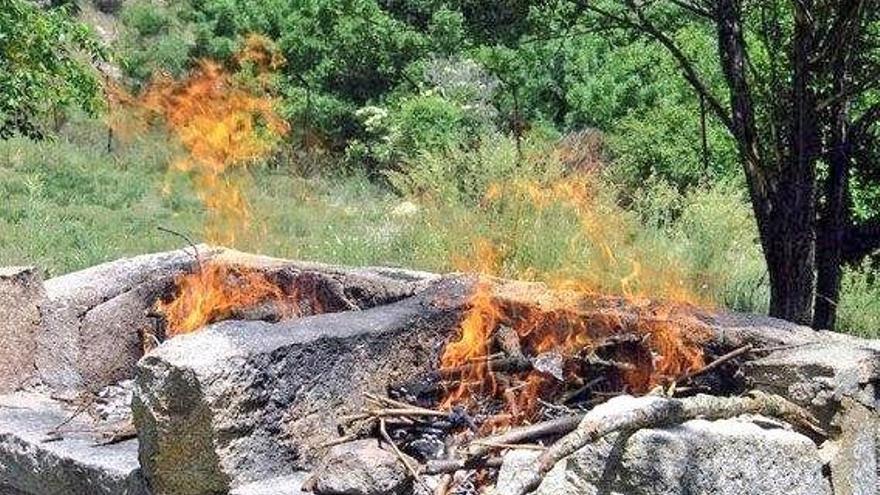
[498,391,823,495]
[581,1,734,133]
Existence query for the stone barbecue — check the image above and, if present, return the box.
[0,247,878,495]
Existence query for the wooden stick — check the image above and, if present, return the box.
[471,441,546,451]
[679,344,753,383]
[466,414,584,459]
[156,226,203,271]
[318,434,360,449]
[378,418,422,487]
[424,456,504,475]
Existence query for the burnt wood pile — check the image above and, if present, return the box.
[0,247,878,495]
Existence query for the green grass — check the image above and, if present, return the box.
[0,118,877,337]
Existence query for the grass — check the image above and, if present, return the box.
[0,118,877,337]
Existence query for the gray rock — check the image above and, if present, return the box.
[307,440,410,495]
[497,395,830,495]
[0,267,45,393]
[231,473,309,495]
[0,392,147,495]
[37,247,210,392]
[132,279,466,495]
[618,418,830,495]
[819,398,878,495]
[742,334,880,422]
[35,247,439,395]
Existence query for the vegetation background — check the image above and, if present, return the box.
[1,0,878,336]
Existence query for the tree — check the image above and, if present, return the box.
[574,0,880,328]
[0,0,104,139]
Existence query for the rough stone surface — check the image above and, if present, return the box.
[230,473,309,495]
[819,398,878,495]
[618,418,830,495]
[132,278,466,495]
[307,440,410,495]
[0,267,44,394]
[742,334,880,422]
[35,247,440,395]
[36,248,212,392]
[498,395,831,495]
[0,392,147,495]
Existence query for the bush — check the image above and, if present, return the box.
[838,262,880,338]
[117,1,195,82]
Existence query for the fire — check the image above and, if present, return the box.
[141,51,289,245]
[125,36,293,335]
[157,262,292,336]
[440,173,710,424]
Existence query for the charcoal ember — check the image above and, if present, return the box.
[387,377,440,407]
[390,425,447,461]
[448,406,478,431]
[531,351,565,381]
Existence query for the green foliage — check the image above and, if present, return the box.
[838,262,880,338]
[0,0,103,139]
[386,133,558,204]
[117,1,194,81]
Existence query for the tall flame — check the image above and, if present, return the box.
[441,173,709,424]
[130,36,292,336]
[141,52,289,245]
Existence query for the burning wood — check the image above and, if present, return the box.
[313,278,780,494]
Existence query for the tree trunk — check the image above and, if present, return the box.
[814,50,851,330]
[763,200,816,325]
[716,0,818,325]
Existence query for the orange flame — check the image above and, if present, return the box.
[441,173,710,424]
[130,37,294,336]
[141,54,289,245]
[157,262,291,336]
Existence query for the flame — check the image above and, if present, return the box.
[157,262,292,336]
[141,54,288,245]
[440,173,710,423]
[128,36,295,336]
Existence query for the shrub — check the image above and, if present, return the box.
[838,262,880,338]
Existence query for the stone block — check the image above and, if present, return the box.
[0,267,45,393]
[0,392,146,495]
[307,440,411,495]
[497,395,831,495]
[132,279,466,495]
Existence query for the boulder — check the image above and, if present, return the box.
[497,395,830,495]
[819,398,878,495]
[0,267,45,393]
[132,278,466,495]
[36,248,211,393]
[306,440,411,495]
[617,418,829,495]
[742,334,880,422]
[0,392,147,495]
